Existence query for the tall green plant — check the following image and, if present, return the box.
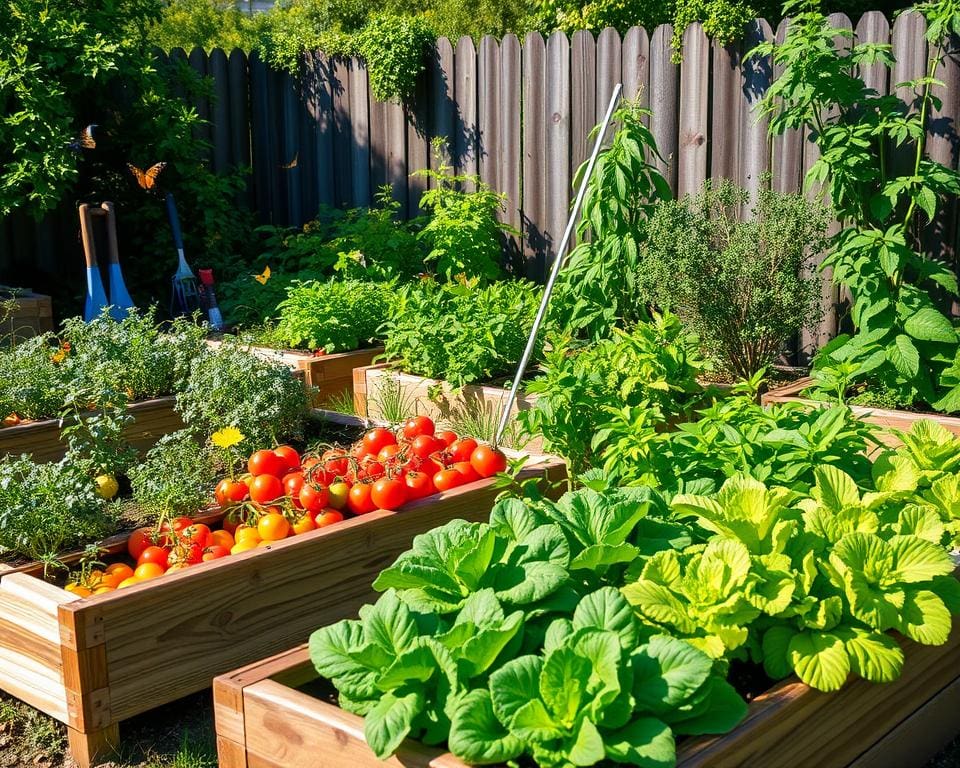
[555,101,671,341]
[753,0,960,412]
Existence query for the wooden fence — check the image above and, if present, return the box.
[1,11,958,350]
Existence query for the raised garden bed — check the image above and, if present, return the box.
[0,395,184,463]
[206,339,383,407]
[353,364,542,451]
[0,455,562,768]
[0,288,53,342]
[762,377,960,448]
[213,617,960,768]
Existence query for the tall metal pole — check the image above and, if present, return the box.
[494,82,623,447]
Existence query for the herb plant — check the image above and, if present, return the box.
[273,279,393,353]
[128,430,217,520]
[380,277,543,387]
[175,341,308,451]
[754,0,960,412]
[639,179,828,379]
[0,453,115,563]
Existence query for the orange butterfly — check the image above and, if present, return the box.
[68,124,97,152]
[279,152,298,170]
[254,266,271,285]
[127,162,167,191]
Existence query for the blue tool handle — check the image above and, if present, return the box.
[165,193,184,252]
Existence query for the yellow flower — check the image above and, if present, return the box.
[212,426,244,449]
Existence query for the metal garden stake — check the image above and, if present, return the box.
[494,82,623,448]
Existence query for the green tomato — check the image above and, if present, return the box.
[95,474,119,500]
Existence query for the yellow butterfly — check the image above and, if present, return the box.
[254,265,271,285]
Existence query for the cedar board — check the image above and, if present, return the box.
[0,459,561,768]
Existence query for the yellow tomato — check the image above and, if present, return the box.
[93,585,114,595]
[65,583,92,598]
[105,563,135,581]
[134,562,165,581]
[230,539,259,555]
[257,512,290,541]
[94,474,119,500]
[235,526,261,545]
[117,577,140,588]
[291,514,316,536]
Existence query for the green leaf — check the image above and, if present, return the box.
[510,699,565,741]
[887,335,920,377]
[490,655,543,725]
[573,587,639,650]
[359,590,417,654]
[904,307,957,344]
[541,646,592,723]
[568,717,606,766]
[668,677,747,735]
[364,689,424,759]
[899,589,952,645]
[813,466,861,511]
[448,689,524,764]
[788,632,850,692]
[632,635,713,714]
[761,626,795,680]
[844,629,904,683]
[604,717,675,768]
[888,535,955,583]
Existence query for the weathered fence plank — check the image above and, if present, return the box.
[739,20,774,206]
[621,26,649,106]
[522,31,547,278]
[678,23,710,196]
[454,36,479,187]
[428,37,456,188]
[208,49,231,175]
[479,36,503,200]
[571,30,597,176]
[545,31,572,268]
[649,24,679,191]
[596,27,622,129]
[500,34,522,266]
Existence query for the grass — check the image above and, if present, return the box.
[367,374,417,423]
[322,387,357,416]
[441,399,525,450]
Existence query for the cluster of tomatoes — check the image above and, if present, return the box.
[67,416,507,594]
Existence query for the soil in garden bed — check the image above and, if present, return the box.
[208,331,381,358]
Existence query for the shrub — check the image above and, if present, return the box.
[128,429,217,520]
[148,0,253,51]
[354,14,435,102]
[176,341,308,450]
[639,179,828,379]
[0,335,65,420]
[273,279,393,352]
[380,278,543,386]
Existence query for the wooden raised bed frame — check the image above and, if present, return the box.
[0,458,560,768]
[0,395,184,463]
[763,377,960,448]
[206,339,383,406]
[1,288,53,342]
[353,364,542,451]
[214,619,960,768]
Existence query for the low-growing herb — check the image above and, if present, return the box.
[128,430,217,521]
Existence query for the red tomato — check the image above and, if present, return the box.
[348,483,377,515]
[127,528,154,560]
[250,474,284,504]
[322,450,350,477]
[377,444,402,463]
[363,427,397,456]
[169,542,203,566]
[202,545,231,561]
[470,444,508,478]
[315,509,344,528]
[357,458,385,481]
[168,516,194,535]
[433,468,463,492]
[450,438,479,463]
[274,445,301,472]
[179,523,212,549]
[216,478,249,508]
[416,457,443,478]
[371,477,408,510]
[436,430,458,447]
[453,461,480,484]
[284,472,305,507]
[248,449,286,478]
[404,471,435,500]
[402,415,436,439]
[411,434,443,459]
[137,546,169,570]
[299,483,329,514]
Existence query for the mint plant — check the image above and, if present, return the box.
[754,0,960,412]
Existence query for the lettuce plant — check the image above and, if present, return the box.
[623,472,960,692]
[310,492,743,765]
